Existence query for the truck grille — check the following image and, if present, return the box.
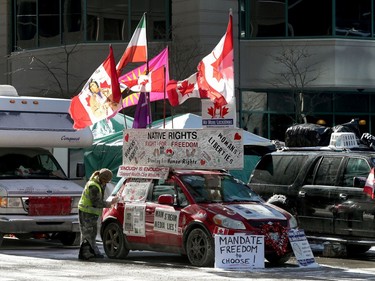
[27,196,72,216]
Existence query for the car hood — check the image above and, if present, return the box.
[0,179,83,196]
[204,202,287,220]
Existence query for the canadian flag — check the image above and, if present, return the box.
[167,73,206,106]
[197,11,234,106]
[69,45,121,130]
[363,168,375,199]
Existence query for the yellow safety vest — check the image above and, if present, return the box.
[78,179,104,216]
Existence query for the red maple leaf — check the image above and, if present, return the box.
[100,80,110,89]
[210,53,224,82]
[85,95,91,107]
[207,106,215,117]
[178,80,195,96]
[221,106,229,117]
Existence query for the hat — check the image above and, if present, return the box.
[98,168,113,183]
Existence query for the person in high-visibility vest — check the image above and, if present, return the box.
[78,168,118,260]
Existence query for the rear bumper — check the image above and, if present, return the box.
[0,215,80,234]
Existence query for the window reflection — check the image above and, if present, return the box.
[336,0,371,37]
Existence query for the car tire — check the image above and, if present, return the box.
[0,233,3,247]
[346,244,371,255]
[186,228,214,267]
[58,232,80,246]
[102,221,129,259]
[266,252,292,265]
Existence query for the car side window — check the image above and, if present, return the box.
[152,185,176,203]
[314,156,343,186]
[151,179,189,207]
[342,158,370,187]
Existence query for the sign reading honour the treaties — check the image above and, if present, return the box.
[122,128,244,170]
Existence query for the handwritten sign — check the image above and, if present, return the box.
[117,165,169,179]
[154,208,180,234]
[120,179,152,202]
[123,204,146,237]
[288,229,319,268]
[122,129,243,169]
[215,234,265,270]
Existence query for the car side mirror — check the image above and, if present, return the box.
[76,162,85,178]
[353,177,366,188]
[158,194,174,205]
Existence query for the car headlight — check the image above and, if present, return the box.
[213,214,246,230]
[288,215,298,229]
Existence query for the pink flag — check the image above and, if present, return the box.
[69,45,121,130]
[119,47,169,108]
[197,11,234,106]
[116,13,148,76]
[364,168,375,199]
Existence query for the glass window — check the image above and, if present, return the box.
[268,92,294,112]
[15,0,37,50]
[336,0,371,37]
[270,114,294,140]
[342,158,370,187]
[250,0,287,37]
[63,0,83,44]
[314,157,343,186]
[335,93,369,113]
[288,0,332,36]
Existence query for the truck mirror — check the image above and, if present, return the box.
[76,163,85,178]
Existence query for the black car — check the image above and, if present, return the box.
[248,146,375,254]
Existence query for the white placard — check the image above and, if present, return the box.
[122,128,243,169]
[288,229,319,268]
[117,165,169,179]
[121,179,152,202]
[154,208,180,234]
[215,234,265,270]
[201,99,236,128]
[123,204,146,237]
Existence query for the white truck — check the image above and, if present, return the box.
[0,85,93,246]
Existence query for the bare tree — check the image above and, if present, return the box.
[270,46,323,124]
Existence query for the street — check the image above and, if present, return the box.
[1,237,375,281]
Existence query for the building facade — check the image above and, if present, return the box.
[1,0,375,141]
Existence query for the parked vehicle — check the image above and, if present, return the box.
[248,144,375,254]
[0,85,93,246]
[101,169,297,267]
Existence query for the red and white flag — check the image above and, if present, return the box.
[197,11,234,107]
[363,168,375,199]
[129,66,165,93]
[116,13,147,76]
[69,45,121,130]
[119,47,169,108]
[167,73,205,106]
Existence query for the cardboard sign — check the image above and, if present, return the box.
[288,229,319,268]
[214,234,265,270]
[117,165,169,179]
[123,204,146,237]
[122,128,243,169]
[201,99,236,128]
[154,208,180,234]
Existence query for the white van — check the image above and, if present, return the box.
[0,85,93,246]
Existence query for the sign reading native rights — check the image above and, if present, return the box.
[122,128,244,169]
[214,234,265,270]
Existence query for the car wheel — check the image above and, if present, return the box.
[102,221,129,259]
[186,228,214,267]
[266,252,292,265]
[58,232,80,246]
[346,244,371,255]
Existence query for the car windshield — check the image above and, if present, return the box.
[179,173,262,203]
[0,152,66,179]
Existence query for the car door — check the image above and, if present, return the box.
[334,156,375,237]
[299,156,344,235]
[145,179,185,249]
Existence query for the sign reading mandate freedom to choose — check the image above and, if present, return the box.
[122,129,244,170]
